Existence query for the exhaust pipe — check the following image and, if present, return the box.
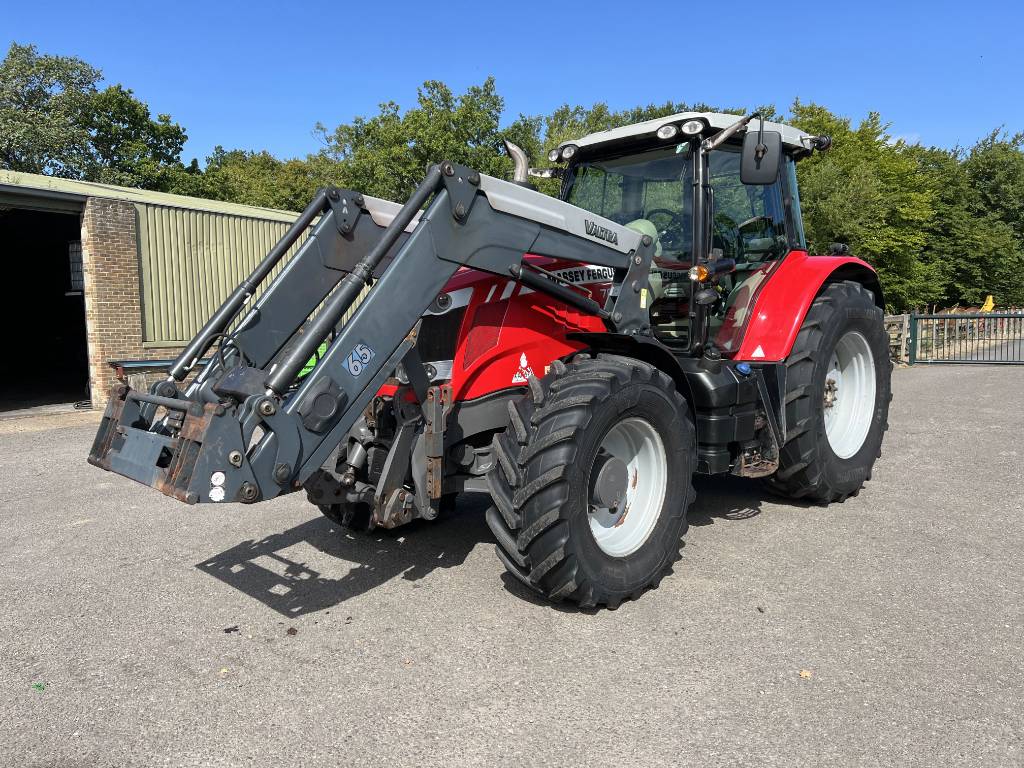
[503,140,532,187]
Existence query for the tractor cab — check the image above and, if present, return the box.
[544,112,819,355]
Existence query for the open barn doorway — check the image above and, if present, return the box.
[0,206,90,411]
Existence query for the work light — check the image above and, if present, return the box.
[681,119,705,136]
[656,124,679,140]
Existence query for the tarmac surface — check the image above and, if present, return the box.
[1,364,1021,767]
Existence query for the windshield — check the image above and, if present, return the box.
[565,145,694,263]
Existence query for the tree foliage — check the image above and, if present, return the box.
[0,43,191,189]
[7,42,1024,310]
[312,77,540,202]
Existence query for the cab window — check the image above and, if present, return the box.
[709,150,787,265]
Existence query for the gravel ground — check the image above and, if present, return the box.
[1,365,1021,767]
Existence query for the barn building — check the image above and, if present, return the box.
[0,171,301,410]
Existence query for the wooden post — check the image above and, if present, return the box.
[901,314,909,362]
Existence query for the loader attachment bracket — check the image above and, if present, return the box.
[439,162,481,221]
[326,187,365,235]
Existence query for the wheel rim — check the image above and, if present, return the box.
[588,417,668,557]
[823,330,877,459]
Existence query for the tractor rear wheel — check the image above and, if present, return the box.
[768,280,892,502]
[486,354,695,608]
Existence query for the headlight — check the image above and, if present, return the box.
[680,119,705,136]
[560,144,578,160]
[656,124,679,140]
[548,148,561,162]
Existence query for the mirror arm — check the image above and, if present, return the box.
[754,114,767,161]
[702,112,760,153]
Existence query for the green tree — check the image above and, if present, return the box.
[963,130,1024,241]
[84,84,188,189]
[0,42,191,190]
[900,143,1024,308]
[316,77,541,201]
[186,147,339,211]
[789,101,935,310]
[0,42,98,176]
[960,132,1024,305]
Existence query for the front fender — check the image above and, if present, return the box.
[733,252,882,363]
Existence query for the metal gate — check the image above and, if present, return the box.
[909,313,1024,365]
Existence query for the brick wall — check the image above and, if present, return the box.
[81,197,185,399]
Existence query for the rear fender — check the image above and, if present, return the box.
[734,252,882,363]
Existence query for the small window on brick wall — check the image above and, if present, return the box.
[68,241,84,293]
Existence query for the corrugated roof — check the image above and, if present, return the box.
[0,169,300,222]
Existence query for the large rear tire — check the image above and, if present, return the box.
[768,280,892,503]
[486,354,696,608]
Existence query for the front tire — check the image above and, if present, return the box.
[486,354,696,608]
[768,280,892,502]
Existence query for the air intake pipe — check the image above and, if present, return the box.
[503,140,535,189]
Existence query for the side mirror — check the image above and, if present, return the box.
[740,130,782,185]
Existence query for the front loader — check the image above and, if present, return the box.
[89,112,892,608]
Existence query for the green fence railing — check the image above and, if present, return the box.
[908,312,1024,365]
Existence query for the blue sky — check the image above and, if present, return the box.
[6,0,1021,164]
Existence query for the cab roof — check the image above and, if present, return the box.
[558,111,813,154]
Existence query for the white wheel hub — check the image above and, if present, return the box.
[823,330,877,459]
[588,417,668,557]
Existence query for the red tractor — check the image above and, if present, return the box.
[90,112,891,608]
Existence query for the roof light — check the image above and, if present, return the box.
[681,119,705,136]
[561,144,578,160]
[656,124,679,140]
[548,148,561,162]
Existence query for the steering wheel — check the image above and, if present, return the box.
[644,208,687,252]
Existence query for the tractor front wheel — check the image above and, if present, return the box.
[768,280,892,502]
[486,354,695,608]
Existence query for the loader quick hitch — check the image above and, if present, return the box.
[88,383,259,504]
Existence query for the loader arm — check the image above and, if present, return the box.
[89,162,657,505]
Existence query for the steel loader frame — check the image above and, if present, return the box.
[89,162,658,509]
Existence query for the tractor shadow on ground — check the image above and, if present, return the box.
[197,477,780,617]
[687,474,769,526]
[196,494,494,618]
